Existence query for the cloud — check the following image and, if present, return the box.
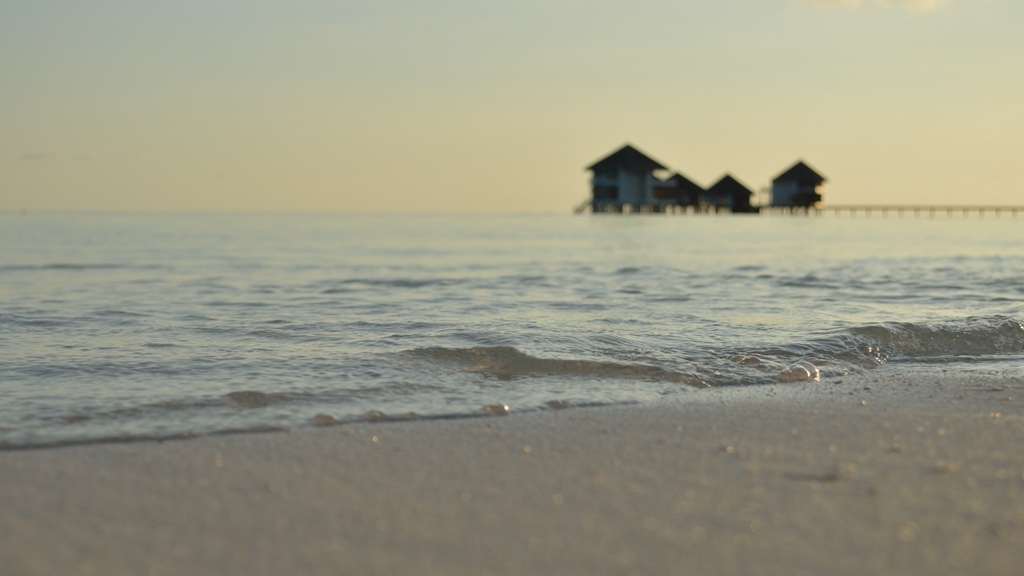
[796,0,949,10]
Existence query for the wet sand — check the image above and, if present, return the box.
[3,368,1024,576]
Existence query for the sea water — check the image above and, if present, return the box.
[1,212,1023,448]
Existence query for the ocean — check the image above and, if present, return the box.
[2,212,1023,449]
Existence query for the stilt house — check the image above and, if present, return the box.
[587,144,674,213]
[771,161,826,208]
[665,172,704,208]
[701,174,757,213]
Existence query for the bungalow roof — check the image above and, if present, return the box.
[773,161,826,185]
[666,172,704,195]
[706,174,753,197]
[586,144,667,173]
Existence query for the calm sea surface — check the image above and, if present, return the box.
[2,212,1023,448]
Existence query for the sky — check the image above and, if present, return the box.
[2,0,1022,213]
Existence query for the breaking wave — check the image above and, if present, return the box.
[403,346,709,387]
[844,316,1024,360]
[402,316,1024,387]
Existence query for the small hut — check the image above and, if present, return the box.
[664,172,704,208]
[586,144,670,212]
[701,174,757,213]
[771,161,826,208]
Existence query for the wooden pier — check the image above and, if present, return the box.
[768,205,1023,218]
[576,202,1024,217]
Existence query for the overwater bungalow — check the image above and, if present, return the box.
[586,144,676,213]
[701,174,757,213]
[770,160,826,208]
[665,172,704,208]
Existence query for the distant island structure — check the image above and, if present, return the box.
[586,144,673,213]
[770,161,827,208]
[703,174,756,214]
[581,144,825,214]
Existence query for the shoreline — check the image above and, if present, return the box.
[4,370,1024,575]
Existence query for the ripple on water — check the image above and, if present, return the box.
[223,391,292,408]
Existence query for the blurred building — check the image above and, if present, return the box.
[586,144,674,213]
[701,174,756,213]
[770,161,827,208]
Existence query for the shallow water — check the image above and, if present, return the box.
[1,212,1023,447]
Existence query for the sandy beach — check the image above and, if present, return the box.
[3,369,1024,576]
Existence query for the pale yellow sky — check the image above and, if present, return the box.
[2,1,1022,212]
